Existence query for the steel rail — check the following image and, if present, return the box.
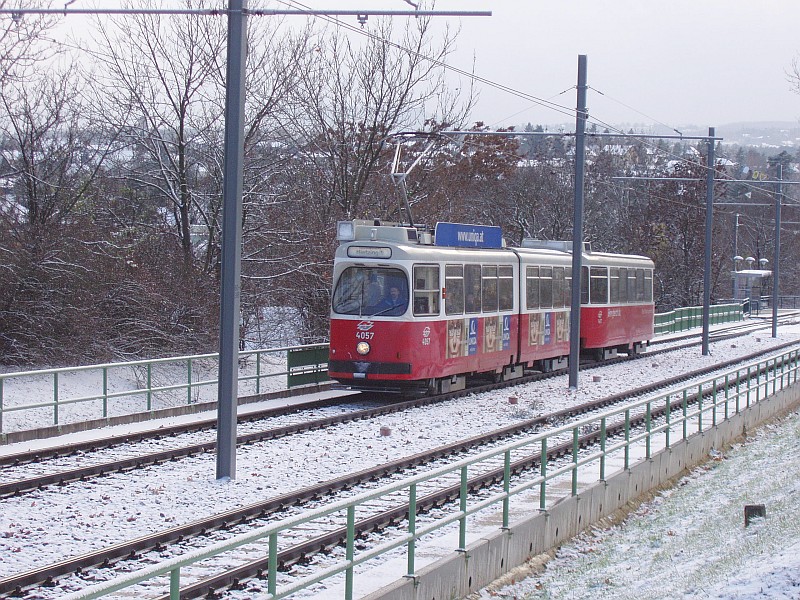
[2,324,796,498]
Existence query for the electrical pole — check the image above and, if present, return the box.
[701,127,715,356]
[568,55,587,389]
[772,164,782,338]
[216,0,248,480]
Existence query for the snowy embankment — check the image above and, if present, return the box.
[477,406,800,600]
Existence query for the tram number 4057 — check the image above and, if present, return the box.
[356,331,374,340]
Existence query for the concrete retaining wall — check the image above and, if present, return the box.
[363,381,800,600]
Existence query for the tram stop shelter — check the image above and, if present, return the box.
[732,266,772,313]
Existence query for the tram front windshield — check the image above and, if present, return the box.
[332,267,409,316]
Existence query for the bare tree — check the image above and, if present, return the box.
[0,70,114,229]
[0,62,124,364]
[0,1,58,84]
[89,0,226,265]
[788,55,800,97]
[287,15,474,220]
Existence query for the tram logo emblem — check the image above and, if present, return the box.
[357,321,375,332]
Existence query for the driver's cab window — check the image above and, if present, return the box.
[331,266,408,316]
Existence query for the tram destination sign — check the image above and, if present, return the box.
[434,222,503,249]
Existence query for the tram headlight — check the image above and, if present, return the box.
[356,341,371,356]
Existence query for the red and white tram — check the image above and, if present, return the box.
[328,220,654,393]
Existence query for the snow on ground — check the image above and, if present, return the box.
[0,351,291,433]
[477,407,800,600]
[1,320,799,598]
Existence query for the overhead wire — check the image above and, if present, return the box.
[271,0,753,188]
[272,0,578,121]
[44,1,794,204]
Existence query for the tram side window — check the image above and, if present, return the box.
[581,266,589,304]
[644,269,653,302]
[635,268,645,301]
[482,265,498,312]
[609,268,620,303]
[590,266,608,304]
[564,267,572,306]
[413,265,440,315]
[618,268,628,303]
[627,270,637,303]
[552,267,565,308]
[526,266,540,309]
[445,264,464,315]
[464,264,482,313]
[499,266,514,311]
[539,266,553,308]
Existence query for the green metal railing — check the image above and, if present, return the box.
[0,344,329,435]
[0,300,754,436]
[60,347,800,600]
[654,302,743,335]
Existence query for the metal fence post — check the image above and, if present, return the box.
[268,532,278,596]
[624,409,630,469]
[756,361,761,402]
[147,363,152,411]
[53,371,59,426]
[772,359,777,395]
[103,367,108,418]
[735,369,740,413]
[664,394,671,449]
[256,351,262,395]
[540,438,548,511]
[170,567,181,599]
[345,505,355,600]
[711,379,717,428]
[600,417,607,480]
[408,483,417,576]
[572,427,579,495]
[502,450,511,528]
[682,389,688,440]
[697,384,703,433]
[724,374,729,420]
[187,358,193,405]
[459,466,468,550]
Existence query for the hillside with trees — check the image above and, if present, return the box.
[0,2,797,367]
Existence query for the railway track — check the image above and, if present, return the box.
[2,315,795,494]
[2,340,798,598]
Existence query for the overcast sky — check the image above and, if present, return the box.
[328,0,800,130]
[440,0,800,130]
[58,1,800,130]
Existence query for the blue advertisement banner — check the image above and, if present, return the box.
[467,317,478,355]
[543,312,552,345]
[434,222,503,249]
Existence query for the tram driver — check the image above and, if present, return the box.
[376,285,407,315]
